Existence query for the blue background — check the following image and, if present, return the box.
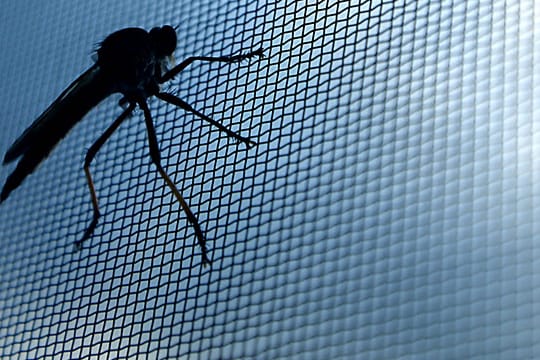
[0,1,539,358]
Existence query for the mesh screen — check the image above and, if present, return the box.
[1,1,539,359]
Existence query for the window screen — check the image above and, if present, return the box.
[0,1,538,359]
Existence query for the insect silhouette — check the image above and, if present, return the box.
[1,25,264,266]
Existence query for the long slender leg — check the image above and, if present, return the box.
[74,103,136,250]
[159,48,264,83]
[155,92,255,147]
[137,98,211,266]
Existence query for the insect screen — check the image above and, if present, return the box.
[0,1,539,359]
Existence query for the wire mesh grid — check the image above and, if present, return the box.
[0,1,539,359]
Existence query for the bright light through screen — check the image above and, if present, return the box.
[0,1,539,359]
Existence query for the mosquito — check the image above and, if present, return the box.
[1,25,264,266]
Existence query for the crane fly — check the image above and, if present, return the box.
[1,25,264,266]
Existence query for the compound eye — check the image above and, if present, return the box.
[150,25,177,56]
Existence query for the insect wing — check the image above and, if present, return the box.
[3,64,104,163]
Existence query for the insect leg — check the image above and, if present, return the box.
[75,103,136,250]
[137,98,211,266]
[159,48,264,83]
[155,92,255,147]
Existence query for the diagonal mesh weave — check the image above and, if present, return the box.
[0,1,539,359]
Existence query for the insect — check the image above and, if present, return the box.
[1,25,264,266]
